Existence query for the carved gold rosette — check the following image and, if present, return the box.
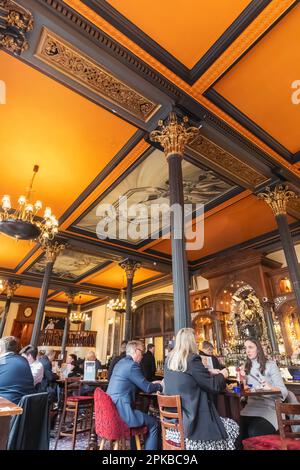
[150,112,199,158]
[119,259,141,280]
[66,291,75,305]
[0,0,33,55]
[258,185,297,216]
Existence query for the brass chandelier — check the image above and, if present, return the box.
[70,297,87,324]
[0,165,58,244]
[107,289,137,314]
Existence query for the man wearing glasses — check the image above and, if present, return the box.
[107,340,162,450]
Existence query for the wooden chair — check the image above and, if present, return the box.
[243,399,300,450]
[157,393,185,450]
[54,378,94,450]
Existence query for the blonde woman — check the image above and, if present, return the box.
[164,328,239,450]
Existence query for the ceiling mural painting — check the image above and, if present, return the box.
[74,148,236,245]
[27,248,109,281]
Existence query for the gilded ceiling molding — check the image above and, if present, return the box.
[188,135,267,188]
[0,0,33,54]
[35,28,160,122]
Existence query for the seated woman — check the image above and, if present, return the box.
[240,337,288,440]
[66,354,82,378]
[164,328,239,450]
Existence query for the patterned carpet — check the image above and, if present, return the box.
[50,432,91,450]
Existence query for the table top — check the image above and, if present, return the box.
[224,388,282,398]
[0,397,23,417]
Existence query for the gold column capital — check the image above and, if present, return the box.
[119,259,141,280]
[258,184,298,216]
[66,291,76,305]
[43,242,65,264]
[5,280,20,298]
[0,0,33,55]
[149,112,200,158]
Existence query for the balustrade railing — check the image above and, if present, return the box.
[39,329,97,348]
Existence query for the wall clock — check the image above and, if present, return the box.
[24,307,33,318]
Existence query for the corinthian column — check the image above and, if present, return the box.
[31,242,64,347]
[150,112,199,332]
[120,259,140,341]
[0,281,19,338]
[258,185,300,318]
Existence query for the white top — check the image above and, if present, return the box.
[30,360,44,386]
[241,359,288,429]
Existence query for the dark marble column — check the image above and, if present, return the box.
[31,243,64,347]
[150,113,199,333]
[0,282,19,338]
[60,292,75,361]
[262,298,279,353]
[259,185,300,319]
[120,259,140,342]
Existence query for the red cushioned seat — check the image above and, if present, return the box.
[243,434,300,450]
[67,396,94,402]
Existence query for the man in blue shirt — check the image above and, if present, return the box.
[107,340,162,450]
[0,336,35,404]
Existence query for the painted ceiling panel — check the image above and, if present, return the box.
[15,286,54,298]
[84,263,162,288]
[75,148,235,245]
[50,292,99,304]
[0,236,35,270]
[107,0,251,68]
[27,248,109,281]
[151,195,296,261]
[214,4,300,153]
[0,52,136,223]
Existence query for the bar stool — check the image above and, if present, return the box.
[54,378,94,450]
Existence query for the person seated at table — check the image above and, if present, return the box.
[141,343,157,382]
[107,340,127,381]
[0,336,35,404]
[164,328,239,450]
[107,340,163,450]
[240,337,288,441]
[199,340,224,370]
[39,349,58,399]
[20,345,44,389]
[85,351,101,375]
[66,354,82,377]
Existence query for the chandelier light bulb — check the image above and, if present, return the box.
[18,195,26,206]
[2,195,11,210]
[34,200,42,211]
[44,207,51,218]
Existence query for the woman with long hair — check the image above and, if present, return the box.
[164,328,239,450]
[240,337,288,440]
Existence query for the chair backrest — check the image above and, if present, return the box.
[64,377,81,400]
[275,399,300,450]
[7,392,49,450]
[94,387,130,440]
[157,393,185,450]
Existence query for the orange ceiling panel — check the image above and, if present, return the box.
[0,52,136,221]
[214,4,300,153]
[51,292,99,304]
[152,195,295,261]
[85,263,162,289]
[16,286,54,298]
[107,0,250,68]
[0,236,35,270]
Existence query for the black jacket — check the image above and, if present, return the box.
[108,352,126,381]
[164,353,227,441]
[0,353,35,404]
[141,351,156,382]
